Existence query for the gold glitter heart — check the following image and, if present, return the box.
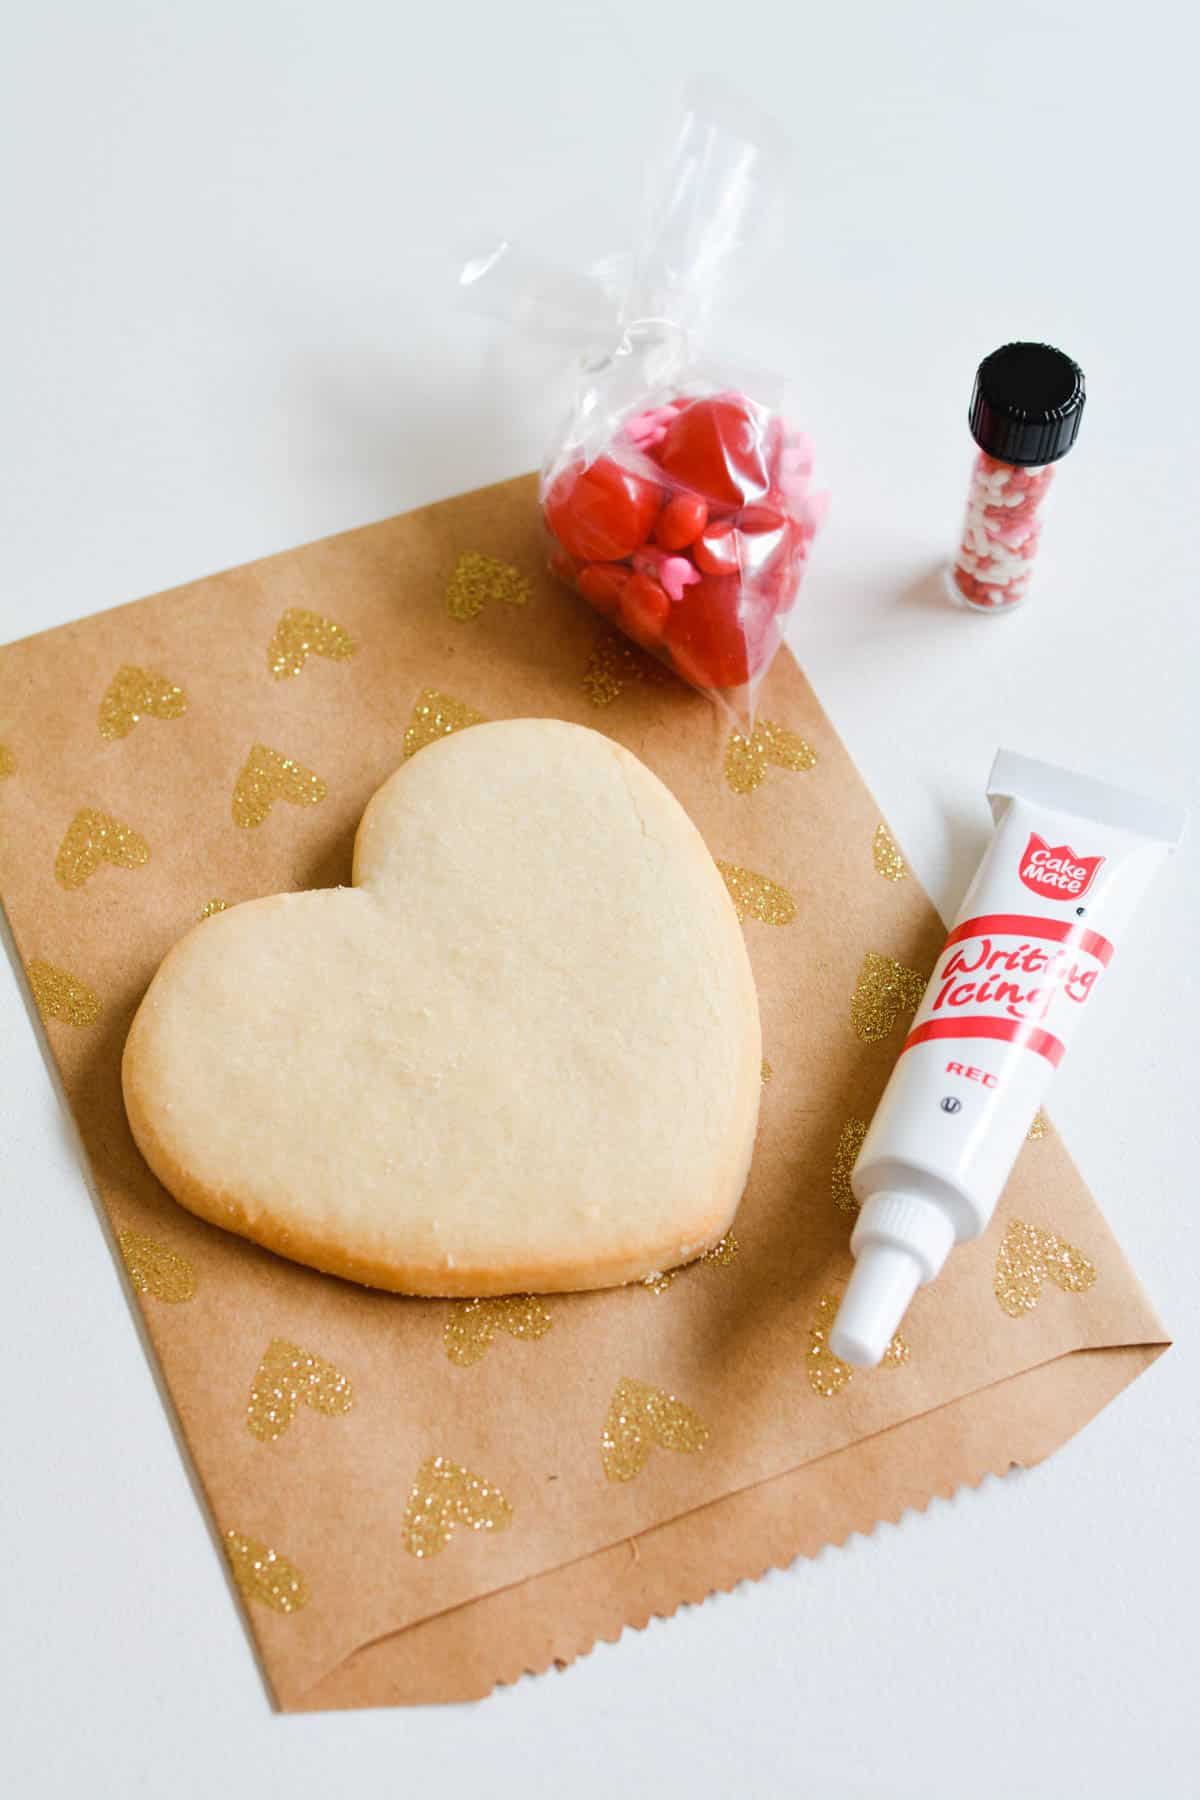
[232,744,327,829]
[267,608,357,680]
[808,1293,909,1398]
[581,632,670,706]
[446,552,530,622]
[872,822,906,881]
[850,950,927,1041]
[642,1231,740,1294]
[1027,1110,1049,1142]
[224,1529,308,1614]
[832,1117,868,1213]
[118,1230,196,1303]
[199,897,229,920]
[0,743,16,778]
[724,720,817,794]
[760,1058,773,1084]
[97,664,187,740]
[26,959,102,1027]
[443,1295,553,1367]
[403,688,486,760]
[601,1377,709,1480]
[994,1218,1096,1318]
[246,1337,354,1442]
[716,860,797,926]
[402,1455,513,1558]
[54,808,150,890]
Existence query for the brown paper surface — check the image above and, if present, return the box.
[0,474,1167,1711]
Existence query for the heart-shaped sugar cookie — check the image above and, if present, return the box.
[123,720,761,1294]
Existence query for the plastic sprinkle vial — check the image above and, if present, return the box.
[948,343,1085,615]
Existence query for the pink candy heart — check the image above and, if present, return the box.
[633,545,701,601]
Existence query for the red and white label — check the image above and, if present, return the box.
[902,913,1113,1069]
[1018,832,1104,902]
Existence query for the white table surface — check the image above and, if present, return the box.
[3,3,1198,1795]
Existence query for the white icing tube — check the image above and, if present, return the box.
[829,750,1186,1368]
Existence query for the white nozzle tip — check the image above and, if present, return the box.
[828,1245,922,1368]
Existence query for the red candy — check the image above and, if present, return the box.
[543,457,661,563]
[658,395,771,509]
[692,520,741,577]
[618,573,671,648]
[540,387,824,710]
[654,492,708,551]
[578,562,630,617]
[737,504,786,535]
[665,574,778,692]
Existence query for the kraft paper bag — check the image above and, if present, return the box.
[0,475,1166,1710]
